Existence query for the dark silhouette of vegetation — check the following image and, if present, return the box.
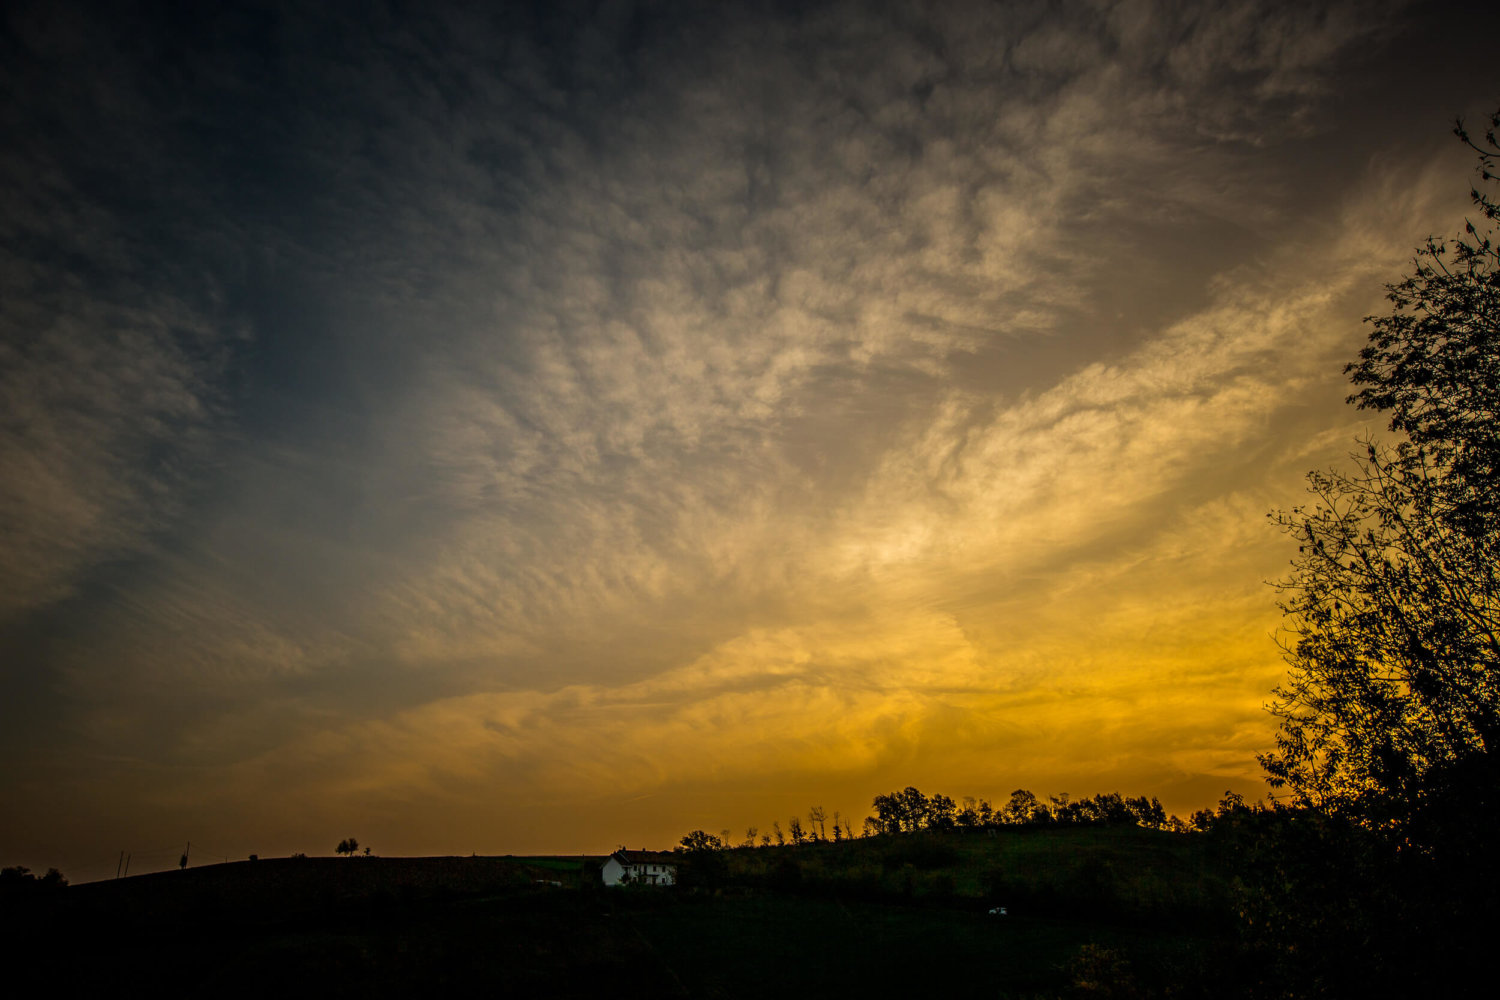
[335,837,360,858]
[0,866,67,896]
[880,834,960,871]
[673,830,729,889]
[685,786,1187,866]
[1251,108,1500,996]
[676,829,727,853]
[1063,943,1142,999]
[1005,787,1039,823]
[868,786,1178,835]
[1264,108,1500,844]
[807,805,826,841]
[1207,805,1404,997]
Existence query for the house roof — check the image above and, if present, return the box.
[610,850,678,866]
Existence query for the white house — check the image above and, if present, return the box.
[601,849,678,886]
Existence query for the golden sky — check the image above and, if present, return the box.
[4,0,1499,879]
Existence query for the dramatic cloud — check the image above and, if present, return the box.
[3,0,1495,875]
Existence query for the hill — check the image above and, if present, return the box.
[720,824,1230,926]
[3,830,1246,997]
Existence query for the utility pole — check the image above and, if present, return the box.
[115,851,125,879]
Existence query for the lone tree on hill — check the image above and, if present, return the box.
[1263,108,1500,850]
[335,837,360,858]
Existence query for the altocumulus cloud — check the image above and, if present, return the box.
[2,0,1493,865]
[0,54,232,618]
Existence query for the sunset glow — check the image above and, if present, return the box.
[4,0,1498,880]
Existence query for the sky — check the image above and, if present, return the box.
[3,0,1498,880]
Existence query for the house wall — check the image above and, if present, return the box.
[600,857,677,886]
[637,863,675,886]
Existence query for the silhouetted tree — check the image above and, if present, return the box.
[787,816,806,845]
[335,837,359,857]
[872,786,931,833]
[0,865,32,885]
[896,786,930,831]
[1004,788,1037,824]
[674,833,729,890]
[0,866,67,897]
[676,830,727,852]
[955,796,996,830]
[1085,792,1135,825]
[869,793,897,833]
[807,806,826,841]
[1264,109,1500,850]
[1125,795,1168,829]
[927,793,957,832]
[869,794,897,835]
[1248,109,1500,995]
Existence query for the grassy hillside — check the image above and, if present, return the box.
[723,825,1232,926]
[4,830,1245,997]
[64,855,583,918]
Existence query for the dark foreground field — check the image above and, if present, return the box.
[4,831,1247,997]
